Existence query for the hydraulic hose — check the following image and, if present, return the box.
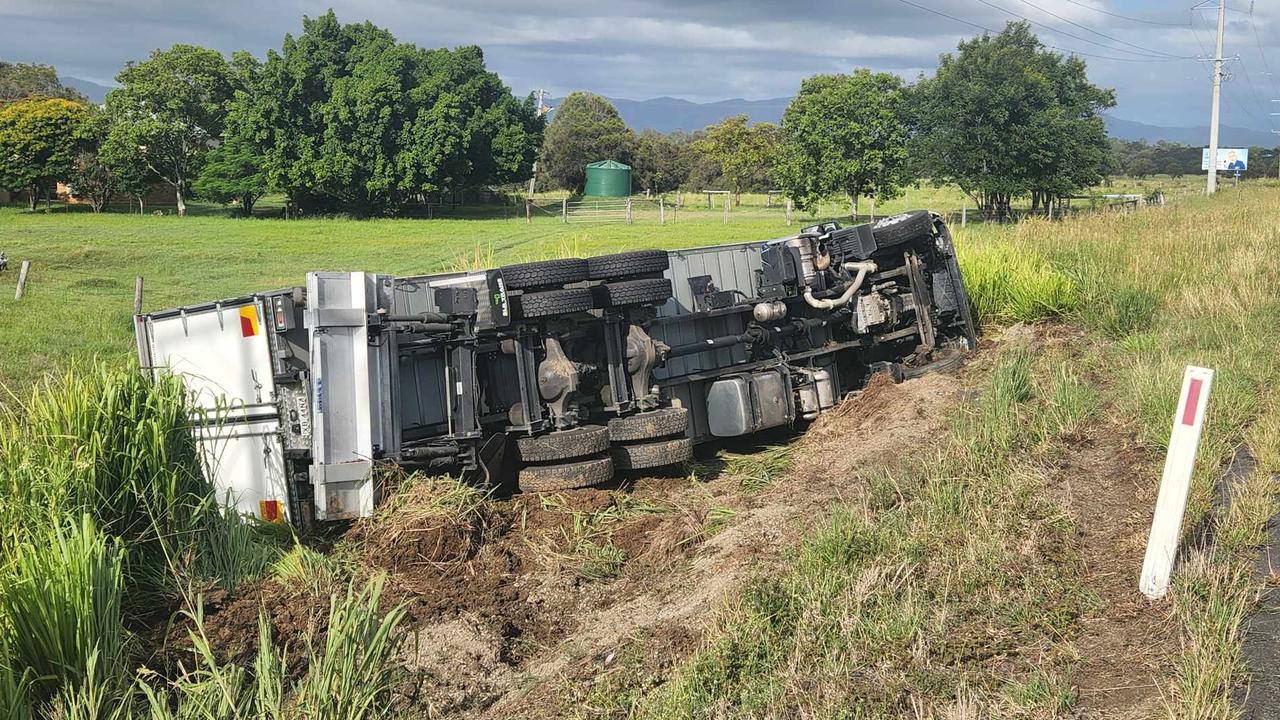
[802,261,877,310]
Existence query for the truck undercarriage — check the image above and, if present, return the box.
[136,210,976,525]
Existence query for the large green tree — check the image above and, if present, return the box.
[255,11,541,215]
[194,53,268,216]
[105,45,238,216]
[911,22,1115,218]
[695,115,781,204]
[777,70,911,216]
[67,110,118,213]
[540,92,633,192]
[0,62,86,103]
[632,129,695,195]
[0,96,91,210]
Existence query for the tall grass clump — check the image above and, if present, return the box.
[955,238,1079,325]
[144,576,407,720]
[0,365,286,715]
[0,368,209,591]
[0,516,127,706]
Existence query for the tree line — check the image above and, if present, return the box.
[0,19,1212,219]
[519,22,1118,219]
[0,12,542,216]
[1108,138,1278,180]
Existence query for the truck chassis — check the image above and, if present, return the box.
[136,210,976,524]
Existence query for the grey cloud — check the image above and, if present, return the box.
[0,0,1276,130]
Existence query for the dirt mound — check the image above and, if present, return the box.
[154,580,333,677]
[791,370,959,486]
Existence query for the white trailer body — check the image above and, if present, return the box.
[136,298,291,522]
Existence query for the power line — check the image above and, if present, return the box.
[1059,0,1190,28]
[1246,4,1280,98]
[891,0,1196,62]
[1010,0,1196,58]
[972,0,1187,58]
[1235,57,1277,128]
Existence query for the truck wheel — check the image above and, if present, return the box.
[516,287,593,318]
[871,210,934,249]
[516,425,610,463]
[611,437,693,471]
[607,407,689,442]
[499,258,589,290]
[591,278,673,308]
[587,250,669,280]
[518,455,614,492]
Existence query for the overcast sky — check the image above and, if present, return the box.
[2,0,1278,130]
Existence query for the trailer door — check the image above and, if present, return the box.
[138,300,290,522]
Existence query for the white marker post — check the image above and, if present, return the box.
[1140,365,1215,599]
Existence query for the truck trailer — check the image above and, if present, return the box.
[135,210,977,525]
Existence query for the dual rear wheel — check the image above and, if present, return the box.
[515,407,692,492]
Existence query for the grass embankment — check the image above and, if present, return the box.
[997,192,1280,718]
[0,369,406,718]
[592,184,1280,718]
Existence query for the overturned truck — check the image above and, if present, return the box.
[136,210,977,525]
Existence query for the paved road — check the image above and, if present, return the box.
[1240,519,1280,719]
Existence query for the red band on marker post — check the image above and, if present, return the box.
[1182,378,1203,426]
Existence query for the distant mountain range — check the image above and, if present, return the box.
[61,76,113,104]
[551,94,1277,148]
[1103,116,1276,148]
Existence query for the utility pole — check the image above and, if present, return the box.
[527,89,550,199]
[1206,0,1227,195]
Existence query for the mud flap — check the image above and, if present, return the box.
[473,433,508,489]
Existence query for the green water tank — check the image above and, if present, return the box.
[584,160,632,197]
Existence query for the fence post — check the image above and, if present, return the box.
[626,198,633,225]
[961,206,967,228]
[786,198,793,226]
[561,197,567,224]
[134,276,144,315]
[870,197,875,222]
[525,199,531,224]
[659,197,665,225]
[1048,198,1054,221]
[723,195,729,224]
[14,260,30,301]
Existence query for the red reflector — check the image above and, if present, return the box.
[1181,378,1203,426]
[259,499,282,522]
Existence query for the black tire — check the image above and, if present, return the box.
[516,287,593,319]
[516,425,610,463]
[902,347,965,380]
[587,250,669,281]
[610,437,693,471]
[607,407,689,442]
[518,455,614,492]
[871,210,934,249]
[499,258,589,290]
[591,278,673,308]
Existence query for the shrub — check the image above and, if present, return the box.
[957,240,1079,325]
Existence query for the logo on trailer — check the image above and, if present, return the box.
[239,306,260,337]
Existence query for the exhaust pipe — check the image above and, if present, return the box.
[802,261,877,310]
